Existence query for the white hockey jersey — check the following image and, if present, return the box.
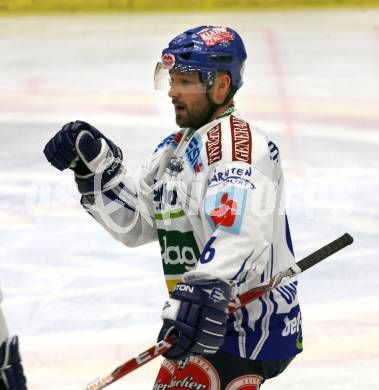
[81,107,303,360]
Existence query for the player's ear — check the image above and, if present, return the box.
[213,73,232,105]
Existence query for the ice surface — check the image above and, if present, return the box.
[0,10,378,389]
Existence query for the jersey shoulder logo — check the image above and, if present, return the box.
[206,123,222,166]
[230,115,252,164]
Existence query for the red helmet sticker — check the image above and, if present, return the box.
[162,53,176,69]
[199,27,233,48]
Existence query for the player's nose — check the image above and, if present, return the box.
[168,83,179,99]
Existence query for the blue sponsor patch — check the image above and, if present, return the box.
[204,187,247,235]
[185,134,204,173]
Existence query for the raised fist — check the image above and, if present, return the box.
[44,120,124,194]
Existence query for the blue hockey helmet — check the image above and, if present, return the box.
[154,25,247,92]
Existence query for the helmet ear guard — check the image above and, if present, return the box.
[198,69,237,108]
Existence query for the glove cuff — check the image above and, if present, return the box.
[171,279,231,312]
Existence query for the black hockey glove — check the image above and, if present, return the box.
[43,120,124,195]
[0,336,27,390]
[158,279,231,362]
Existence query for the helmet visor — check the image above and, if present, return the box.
[154,62,170,90]
[154,62,215,93]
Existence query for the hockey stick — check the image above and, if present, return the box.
[84,233,353,390]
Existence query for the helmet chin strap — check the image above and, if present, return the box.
[203,92,219,125]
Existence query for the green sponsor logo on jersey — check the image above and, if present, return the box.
[158,229,200,275]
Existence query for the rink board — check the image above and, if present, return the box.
[0,0,379,14]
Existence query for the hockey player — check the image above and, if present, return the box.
[0,289,27,390]
[44,26,302,389]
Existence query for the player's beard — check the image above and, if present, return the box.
[172,97,212,130]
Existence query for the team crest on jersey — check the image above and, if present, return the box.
[230,115,252,164]
[185,134,204,173]
[204,187,247,235]
[166,156,184,176]
[199,26,233,48]
[206,123,222,165]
